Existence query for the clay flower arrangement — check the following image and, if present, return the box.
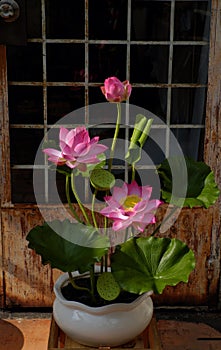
[27,77,220,305]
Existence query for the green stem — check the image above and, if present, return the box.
[151,205,178,236]
[65,175,81,222]
[131,164,136,181]
[91,190,98,229]
[89,267,96,303]
[105,252,108,272]
[124,227,130,242]
[100,256,104,273]
[71,172,90,225]
[68,272,90,293]
[108,102,121,172]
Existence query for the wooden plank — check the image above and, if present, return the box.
[47,316,162,350]
[1,205,82,308]
[0,318,51,350]
[1,208,53,307]
[0,45,11,206]
[204,0,221,307]
[158,319,221,350]
[148,317,163,350]
[1,203,217,308]
[0,44,9,308]
[146,205,215,306]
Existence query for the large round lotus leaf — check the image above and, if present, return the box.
[157,157,220,208]
[97,272,120,301]
[26,219,109,273]
[90,169,115,191]
[111,236,195,295]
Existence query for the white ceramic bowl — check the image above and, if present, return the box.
[53,272,153,347]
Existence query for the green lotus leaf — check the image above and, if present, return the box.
[196,172,220,208]
[27,219,109,273]
[111,237,195,294]
[157,157,220,208]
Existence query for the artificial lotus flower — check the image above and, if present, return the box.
[43,126,108,171]
[101,76,132,102]
[100,180,162,232]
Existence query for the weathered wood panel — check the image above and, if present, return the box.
[1,205,84,308]
[1,208,52,307]
[0,44,10,307]
[1,204,217,308]
[204,0,221,306]
[149,206,217,306]
[0,45,11,205]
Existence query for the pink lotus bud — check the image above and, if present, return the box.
[101,77,132,102]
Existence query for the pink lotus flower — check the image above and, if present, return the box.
[100,180,162,232]
[43,126,108,171]
[101,77,132,102]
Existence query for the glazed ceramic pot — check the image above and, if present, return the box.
[53,272,153,347]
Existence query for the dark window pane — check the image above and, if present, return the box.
[129,88,167,121]
[7,44,42,81]
[171,88,207,124]
[89,45,126,82]
[88,102,124,126]
[174,1,211,41]
[172,45,209,84]
[26,0,42,38]
[48,170,84,203]
[130,45,169,83]
[11,169,43,203]
[47,44,85,82]
[141,129,166,165]
[90,127,125,143]
[47,87,85,124]
[89,87,106,105]
[131,1,170,41]
[46,0,84,39]
[137,169,161,199]
[8,86,43,124]
[171,128,205,161]
[89,0,127,40]
[10,129,44,165]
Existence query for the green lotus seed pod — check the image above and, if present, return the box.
[90,169,115,191]
[97,272,121,301]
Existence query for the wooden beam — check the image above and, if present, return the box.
[204,0,221,307]
[0,44,9,307]
[0,45,11,206]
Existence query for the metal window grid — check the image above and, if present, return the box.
[9,0,210,203]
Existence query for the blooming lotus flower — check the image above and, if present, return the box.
[100,180,162,232]
[43,126,108,171]
[101,77,132,102]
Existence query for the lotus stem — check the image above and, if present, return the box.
[65,175,81,222]
[91,190,98,229]
[68,272,90,293]
[71,172,90,225]
[89,267,96,303]
[131,164,136,181]
[108,102,121,172]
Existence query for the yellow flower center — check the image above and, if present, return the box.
[121,195,141,211]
